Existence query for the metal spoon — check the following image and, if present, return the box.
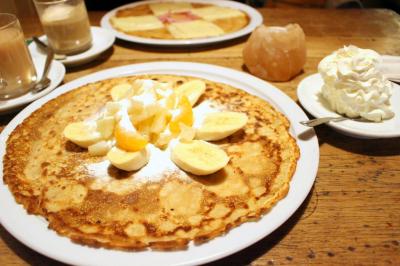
[31,48,54,94]
[0,79,7,90]
[300,116,367,127]
[32,37,67,60]
[389,78,400,85]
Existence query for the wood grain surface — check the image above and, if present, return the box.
[1,8,399,266]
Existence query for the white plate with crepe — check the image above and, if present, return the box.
[100,0,263,46]
[297,73,400,139]
[0,62,318,266]
[0,55,65,114]
[29,27,115,67]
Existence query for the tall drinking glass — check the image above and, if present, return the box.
[33,0,92,55]
[0,13,37,100]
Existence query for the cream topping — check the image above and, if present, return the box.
[319,45,394,122]
[81,80,219,180]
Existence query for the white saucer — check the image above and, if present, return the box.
[29,27,115,67]
[297,73,400,139]
[0,56,65,114]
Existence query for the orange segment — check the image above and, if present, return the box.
[169,95,193,135]
[114,123,148,152]
[136,117,153,140]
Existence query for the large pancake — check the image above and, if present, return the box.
[3,75,299,250]
[110,2,249,40]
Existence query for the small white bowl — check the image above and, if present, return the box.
[297,73,400,139]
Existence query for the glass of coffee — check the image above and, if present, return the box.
[33,0,92,55]
[0,13,37,100]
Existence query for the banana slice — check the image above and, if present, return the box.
[175,80,206,106]
[130,99,161,124]
[150,108,170,134]
[111,83,133,101]
[107,146,150,171]
[88,140,113,156]
[171,140,229,175]
[154,128,173,149]
[105,102,122,116]
[196,112,248,141]
[178,123,196,142]
[97,116,115,139]
[63,121,102,148]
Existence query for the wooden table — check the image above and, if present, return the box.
[1,8,399,266]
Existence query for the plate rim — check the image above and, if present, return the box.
[297,73,400,138]
[0,62,319,266]
[99,0,263,46]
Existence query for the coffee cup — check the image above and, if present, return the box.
[33,0,92,55]
[0,13,37,100]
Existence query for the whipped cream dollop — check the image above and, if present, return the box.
[318,45,394,122]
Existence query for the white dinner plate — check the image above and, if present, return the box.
[100,0,263,46]
[0,62,319,266]
[0,55,65,114]
[29,27,115,67]
[297,73,400,139]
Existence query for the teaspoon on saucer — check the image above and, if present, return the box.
[31,47,54,94]
[300,116,368,127]
[32,37,67,60]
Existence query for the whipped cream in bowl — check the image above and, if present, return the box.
[297,45,400,139]
[318,45,394,122]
